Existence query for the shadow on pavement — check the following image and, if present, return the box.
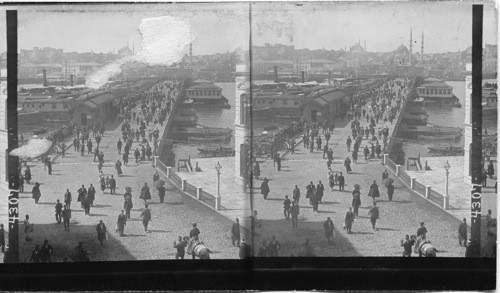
[19,223,137,262]
[254,219,363,257]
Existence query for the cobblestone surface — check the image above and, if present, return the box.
[251,118,468,257]
[16,113,240,262]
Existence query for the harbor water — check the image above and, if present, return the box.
[401,80,497,158]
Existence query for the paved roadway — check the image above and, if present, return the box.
[250,84,468,257]
[16,113,239,262]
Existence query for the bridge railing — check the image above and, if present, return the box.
[384,155,447,210]
[155,156,218,210]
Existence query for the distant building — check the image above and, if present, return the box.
[63,61,102,78]
[302,88,346,122]
[296,59,342,75]
[72,91,117,126]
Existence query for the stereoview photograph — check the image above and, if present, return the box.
[0,1,497,263]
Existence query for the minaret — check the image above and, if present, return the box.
[364,39,366,51]
[409,29,413,66]
[421,29,424,65]
[189,43,193,65]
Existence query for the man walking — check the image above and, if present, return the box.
[117,139,123,154]
[157,184,166,203]
[401,235,414,257]
[55,199,63,224]
[267,235,281,257]
[140,205,152,233]
[260,178,270,200]
[62,206,71,232]
[338,172,345,192]
[231,218,240,247]
[190,223,201,239]
[96,220,107,247]
[368,202,379,231]
[292,185,300,204]
[117,210,127,236]
[283,196,291,220]
[346,136,352,151]
[109,175,116,195]
[458,218,468,246]
[386,180,394,201]
[417,222,427,239]
[291,202,299,228]
[344,207,354,233]
[324,217,334,244]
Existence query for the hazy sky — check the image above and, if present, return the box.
[10,3,249,55]
[0,2,496,55]
[252,1,497,53]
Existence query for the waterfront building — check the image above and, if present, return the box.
[416,78,459,106]
[18,95,76,123]
[72,91,117,126]
[302,88,346,122]
[63,61,102,78]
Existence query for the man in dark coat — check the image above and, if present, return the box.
[62,206,71,231]
[417,222,427,239]
[458,218,468,246]
[47,159,52,175]
[310,189,319,212]
[189,223,200,239]
[316,181,324,203]
[346,136,352,151]
[140,205,152,232]
[32,182,41,204]
[338,172,345,191]
[292,185,300,204]
[157,184,166,203]
[231,218,240,247]
[88,184,96,206]
[386,181,394,201]
[276,155,281,171]
[401,235,414,257]
[267,235,280,257]
[140,183,151,207]
[324,217,334,244]
[283,196,291,220]
[368,180,380,205]
[117,139,123,154]
[260,178,270,200]
[344,157,352,174]
[345,207,354,233]
[368,202,379,231]
[55,199,63,224]
[96,220,107,246]
[109,176,116,195]
[291,202,299,228]
[117,210,127,236]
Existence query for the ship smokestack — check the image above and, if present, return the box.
[301,71,305,83]
[42,69,47,87]
[328,70,332,84]
[274,66,279,83]
[70,74,74,86]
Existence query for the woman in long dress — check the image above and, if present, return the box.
[115,159,123,177]
[344,157,352,174]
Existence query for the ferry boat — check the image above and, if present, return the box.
[185,81,230,108]
[482,82,497,118]
[198,146,234,157]
[398,123,463,139]
[403,113,428,126]
[415,78,461,108]
[188,135,227,142]
[175,126,233,140]
[173,115,198,127]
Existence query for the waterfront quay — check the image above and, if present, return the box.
[9,78,240,262]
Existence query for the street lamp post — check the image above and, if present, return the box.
[215,161,222,211]
[443,160,450,210]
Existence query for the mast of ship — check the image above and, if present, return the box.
[409,29,413,66]
[421,29,424,65]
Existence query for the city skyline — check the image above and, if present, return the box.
[251,2,497,54]
[0,2,495,57]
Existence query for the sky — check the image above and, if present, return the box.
[0,2,496,55]
[251,1,498,54]
[7,3,250,55]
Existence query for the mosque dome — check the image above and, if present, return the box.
[395,44,409,55]
[350,43,365,54]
